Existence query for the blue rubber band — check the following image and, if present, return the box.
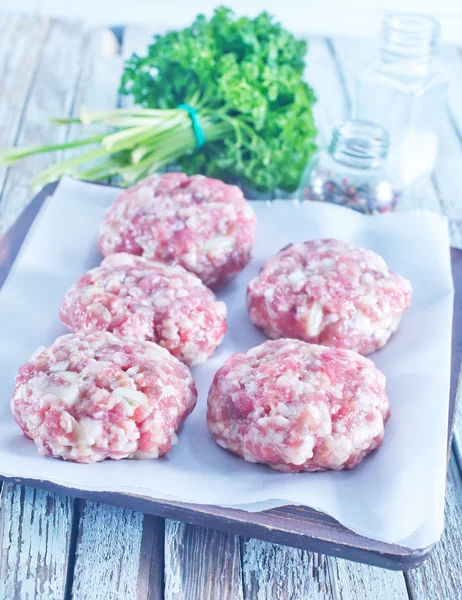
[177,103,206,149]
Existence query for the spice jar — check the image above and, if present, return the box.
[300,120,401,213]
[352,13,447,186]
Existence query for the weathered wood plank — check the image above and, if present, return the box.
[0,483,75,600]
[0,18,85,234]
[435,45,462,247]
[441,45,462,144]
[71,502,164,600]
[61,24,162,599]
[0,17,87,600]
[65,27,124,155]
[328,558,408,599]
[405,456,462,600]
[242,538,333,600]
[164,520,244,600]
[304,37,349,146]
[121,25,161,61]
[136,515,165,600]
[0,14,50,200]
[119,25,160,110]
[432,113,462,226]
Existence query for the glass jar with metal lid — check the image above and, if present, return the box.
[300,120,402,213]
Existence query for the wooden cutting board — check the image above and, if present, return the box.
[1,181,460,571]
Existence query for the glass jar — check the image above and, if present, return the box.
[352,13,447,186]
[300,120,401,213]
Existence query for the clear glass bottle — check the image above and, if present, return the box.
[300,120,401,213]
[353,13,447,186]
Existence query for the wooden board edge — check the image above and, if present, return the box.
[0,181,59,288]
[0,474,433,571]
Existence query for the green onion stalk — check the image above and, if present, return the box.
[0,104,233,191]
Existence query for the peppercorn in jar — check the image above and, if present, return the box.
[299,120,402,214]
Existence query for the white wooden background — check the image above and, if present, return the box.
[0,13,462,600]
[2,1,462,43]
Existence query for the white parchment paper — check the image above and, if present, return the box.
[0,178,454,548]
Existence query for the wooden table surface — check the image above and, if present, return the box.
[0,13,462,600]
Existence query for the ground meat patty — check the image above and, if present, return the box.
[60,253,227,366]
[98,173,257,289]
[11,332,197,463]
[247,239,412,355]
[207,339,389,472]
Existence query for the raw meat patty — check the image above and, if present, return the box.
[11,331,197,464]
[247,239,412,355]
[60,253,227,366]
[98,173,257,289]
[207,339,389,472]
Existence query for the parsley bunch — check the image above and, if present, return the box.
[0,8,317,194]
[121,7,317,192]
